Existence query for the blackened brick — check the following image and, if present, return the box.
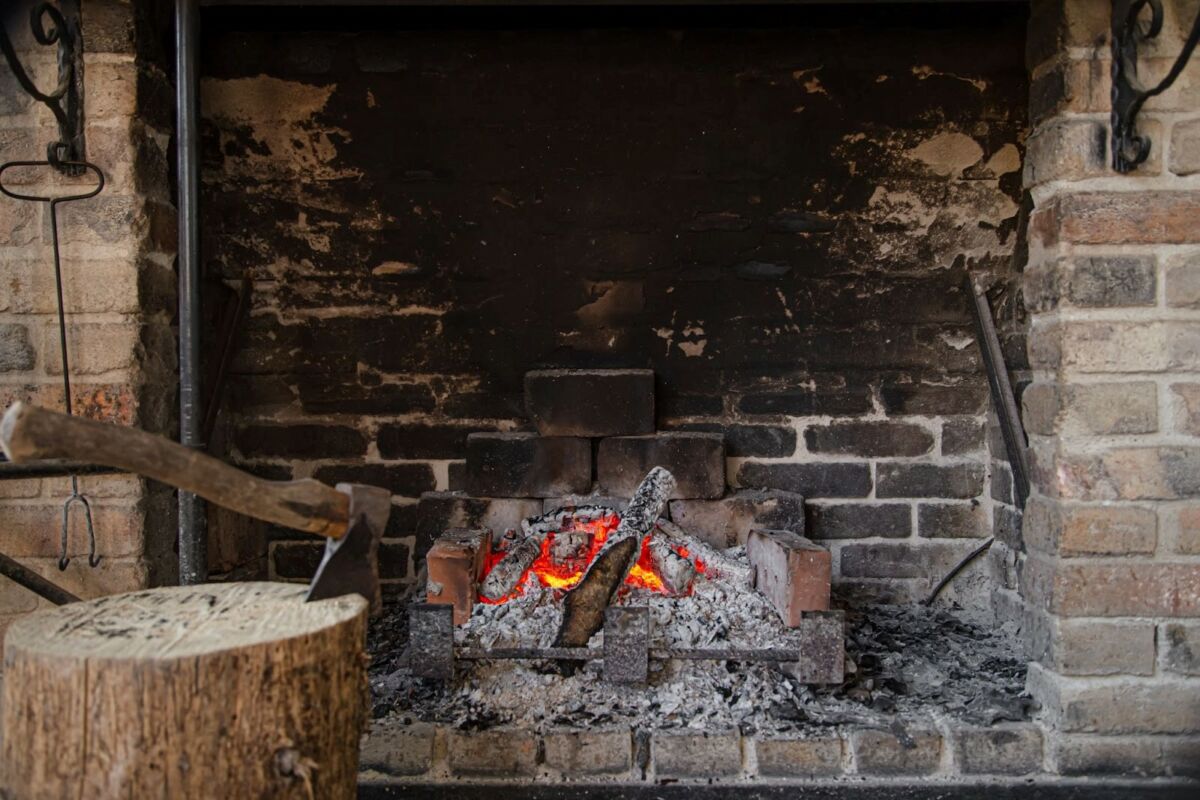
[414,492,542,562]
[806,503,911,539]
[377,424,474,460]
[447,461,467,491]
[658,392,724,418]
[667,422,796,457]
[236,424,367,459]
[598,433,724,499]
[804,421,934,457]
[918,502,986,538]
[525,369,654,437]
[738,462,871,498]
[737,389,872,416]
[388,502,419,539]
[876,463,984,499]
[840,541,977,579]
[312,463,436,497]
[299,380,436,415]
[991,463,1015,505]
[442,390,527,420]
[0,324,36,372]
[272,541,322,579]
[942,417,985,455]
[377,540,412,580]
[669,489,805,548]
[466,433,591,498]
[880,381,988,415]
[1068,256,1157,307]
[994,505,1024,549]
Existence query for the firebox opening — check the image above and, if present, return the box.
[200,1,1035,787]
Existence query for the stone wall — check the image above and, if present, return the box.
[0,0,176,641]
[199,6,1028,606]
[1010,0,1200,776]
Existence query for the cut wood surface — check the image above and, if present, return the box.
[0,402,351,537]
[1,582,368,800]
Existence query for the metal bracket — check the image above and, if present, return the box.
[0,1,85,173]
[1112,0,1200,172]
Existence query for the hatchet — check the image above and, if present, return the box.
[0,402,390,610]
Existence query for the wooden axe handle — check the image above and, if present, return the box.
[1,402,351,539]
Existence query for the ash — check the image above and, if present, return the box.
[369,556,1031,734]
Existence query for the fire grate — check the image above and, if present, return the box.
[408,603,844,685]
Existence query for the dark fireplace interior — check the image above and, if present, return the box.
[197,3,1036,785]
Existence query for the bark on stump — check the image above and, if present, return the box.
[1,582,369,800]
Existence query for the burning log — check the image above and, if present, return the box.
[655,518,753,587]
[522,504,615,538]
[478,533,543,602]
[553,467,676,649]
[645,534,696,595]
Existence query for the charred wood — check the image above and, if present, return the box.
[553,468,675,650]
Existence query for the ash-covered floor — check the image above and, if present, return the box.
[367,593,1032,735]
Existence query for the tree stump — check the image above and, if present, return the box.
[1,582,369,800]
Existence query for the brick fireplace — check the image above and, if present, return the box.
[1,0,1198,792]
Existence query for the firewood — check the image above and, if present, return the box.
[655,518,753,587]
[478,532,543,601]
[645,534,697,594]
[521,504,616,538]
[1,582,367,800]
[553,467,676,649]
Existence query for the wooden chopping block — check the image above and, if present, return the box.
[1,582,368,800]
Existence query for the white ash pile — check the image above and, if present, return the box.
[455,545,800,654]
[368,600,1031,734]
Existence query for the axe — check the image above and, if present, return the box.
[0,402,391,609]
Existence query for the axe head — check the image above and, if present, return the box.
[305,483,391,613]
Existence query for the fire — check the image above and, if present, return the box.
[478,514,705,604]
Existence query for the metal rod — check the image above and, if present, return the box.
[176,0,207,585]
[201,278,251,447]
[965,275,1030,508]
[455,646,802,663]
[0,551,80,605]
[0,459,120,479]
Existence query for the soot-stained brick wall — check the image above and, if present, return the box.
[199,7,1028,602]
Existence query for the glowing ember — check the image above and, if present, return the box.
[478,514,705,605]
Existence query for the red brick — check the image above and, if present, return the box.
[0,502,146,558]
[1041,192,1200,246]
[746,529,830,625]
[1175,506,1200,554]
[426,528,490,625]
[1051,561,1200,617]
[1025,497,1158,557]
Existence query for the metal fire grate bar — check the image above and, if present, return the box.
[409,603,845,685]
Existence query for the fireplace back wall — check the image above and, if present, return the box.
[199,6,1028,606]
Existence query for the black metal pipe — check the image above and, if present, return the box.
[0,459,120,480]
[0,551,80,605]
[176,0,207,585]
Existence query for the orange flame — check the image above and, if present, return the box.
[478,514,704,605]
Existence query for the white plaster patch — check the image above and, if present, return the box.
[908,132,984,178]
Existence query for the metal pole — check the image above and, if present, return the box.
[0,551,80,606]
[176,0,207,585]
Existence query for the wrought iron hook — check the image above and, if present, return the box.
[0,1,85,172]
[0,158,105,569]
[1112,0,1200,172]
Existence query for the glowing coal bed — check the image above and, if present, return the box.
[478,513,708,604]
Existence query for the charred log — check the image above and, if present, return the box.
[478,533,542,602]
[655,518,753,587]
[553,467,675,649]
[645,535,696,595]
